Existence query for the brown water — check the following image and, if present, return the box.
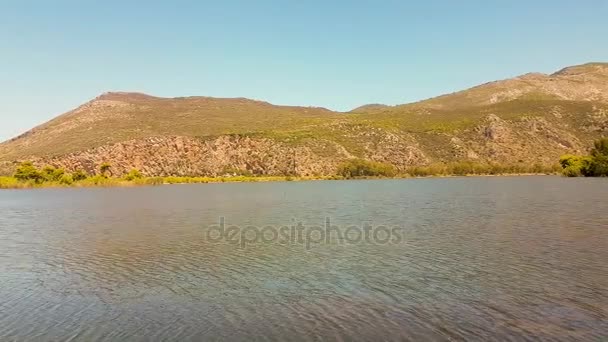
[0,176,607,341]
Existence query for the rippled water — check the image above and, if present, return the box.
[0,176,607,341]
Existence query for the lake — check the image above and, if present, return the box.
[0,176,607,341]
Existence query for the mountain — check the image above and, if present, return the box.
[349,104,392,114]
[1,63,607,177]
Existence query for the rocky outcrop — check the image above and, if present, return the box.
[24,132,433,177]
[30,135,350,177]
[452,115,588,164]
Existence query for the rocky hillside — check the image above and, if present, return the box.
[1,63,607,176]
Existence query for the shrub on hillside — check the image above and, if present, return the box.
[124,169,143,181]
[99,163,112,177]
[72,169,89,181]
[337,159,397,178]
[14,162,43,183]
[591,137,608,157]
[559,138,608,177]
[559,154,593,177]
[41,165,66,182]
[587,155,608,177]
[59,174,74,185]
[588,138,608,176]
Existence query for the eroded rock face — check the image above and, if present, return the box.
[16,131,433,177]
[30,136,350,177]
[2,106,601,177]
[454,115,587,165]
[365,133,429,168]
[7,114,593,177]
[479,114,511,142]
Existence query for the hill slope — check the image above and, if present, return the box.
[1,63,607,177]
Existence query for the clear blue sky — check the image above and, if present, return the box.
[1,1,607,141]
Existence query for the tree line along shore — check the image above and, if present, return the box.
[1,138,606,189]
[0,161,559,190]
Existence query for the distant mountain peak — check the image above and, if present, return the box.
[350,104,391,113]
[95,91,161,101]
[551,62,608,77]
[517,72,548,80]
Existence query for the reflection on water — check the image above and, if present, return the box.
[0,176,607,341]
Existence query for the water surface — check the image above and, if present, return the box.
[0,176,607,341]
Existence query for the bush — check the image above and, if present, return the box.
[562,165,582,177]
[85,175,110,186]
[587,155,608,177]
[41,166,55,181]
[559,155,592,177]
[561,155,592,176]
[72,169,89,181]
[591,137,608,158]
[559,138,608,177]
[124,169,143,181]
[337,159,397,178]
[99,163,112,177]
[14,162,43,183]
[59,174,74,185]
[0,176,21,189]
[560,155,582,169]
[143,177,164,185]
[40,165,66,182]
[588,138,608,176]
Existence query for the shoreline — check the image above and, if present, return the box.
[0,173,559,190]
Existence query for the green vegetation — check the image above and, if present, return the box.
[0,176,23,189]
[123,169,143,181]
[14,161,44,183]
[0,159,567,190]
[338,159,397,178]
[405,162,559,177]
[72,169,89,181]
[559,155,592,177]
[559,138,608,177]
[335,159,558,179]
[100,163,112,177]
[0,161,328,189]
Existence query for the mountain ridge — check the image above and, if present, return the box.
[1,62,607,177]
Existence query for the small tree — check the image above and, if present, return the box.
[52,168,66,181]
[558,138,608,177]
[337,159,397,178]
[559,154,593,177]
[100,163,112,178]
[59,174,74,185]
[40,165,65,182]
[41,165,56,180]
[589,155,608,177]
[72,169,88,181]
[124,169,143,181]
[588,138,608,176]
[591,137,608,158]
[14,161,43,183]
